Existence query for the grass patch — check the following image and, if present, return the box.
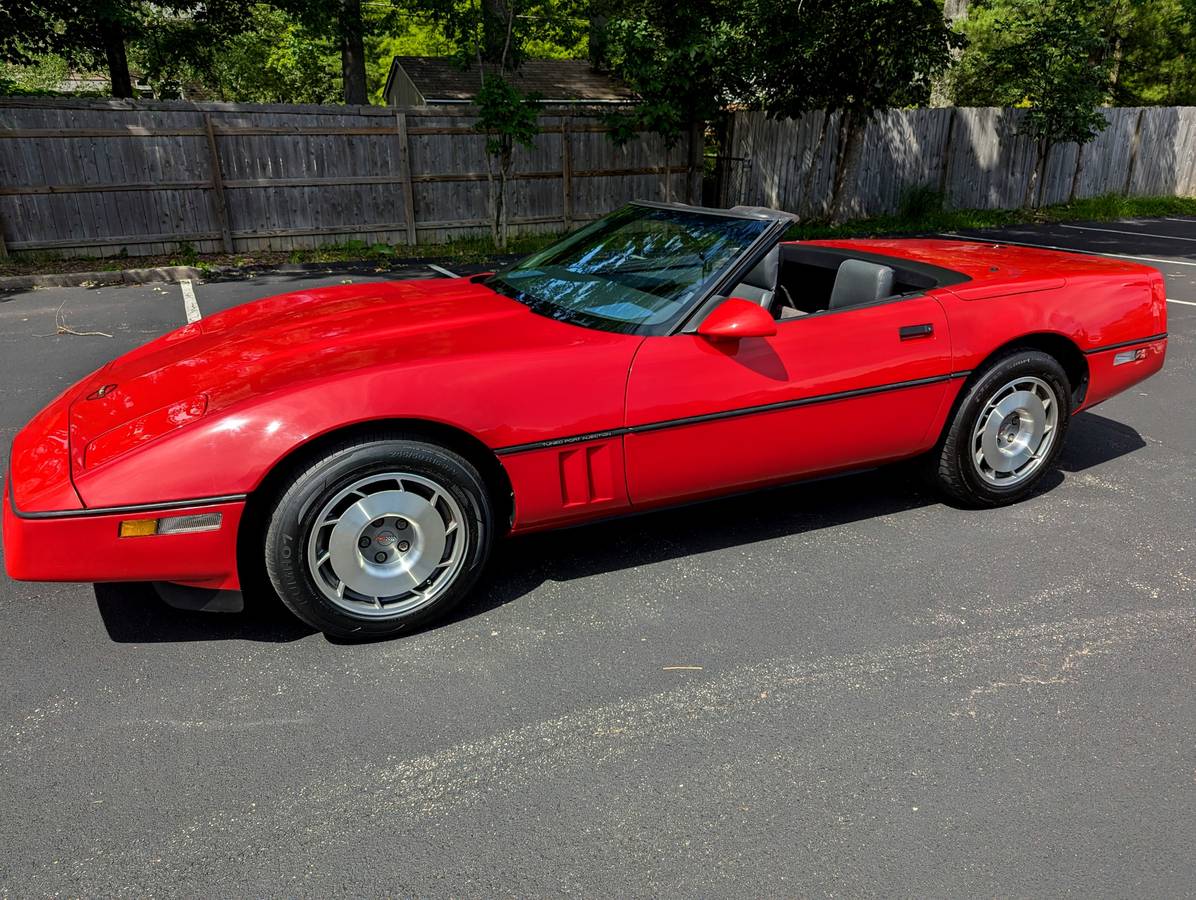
[285,232,560,266]
[784,193,1196,241]
[6,194,1196,279]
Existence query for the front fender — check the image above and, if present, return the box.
[70,365,495,508]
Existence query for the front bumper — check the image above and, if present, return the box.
[3,479,245,590]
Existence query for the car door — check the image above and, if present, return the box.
[623,293,955,506]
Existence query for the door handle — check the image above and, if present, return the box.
[899,323,934,340]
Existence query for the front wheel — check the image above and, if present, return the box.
[264,436,494,639]
[930,349,1073,507]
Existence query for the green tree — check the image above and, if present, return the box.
[0,0,148,97]
[273,0,377,104]
[602,0,957,216]
[747,0,960,220]
[417,0,583,247]
[137,2,449,104]
[0,0,254,99]
[602,0,744,200]
[951,0,1112,206]
[1106,0,1196,106]
[202,5,342,102]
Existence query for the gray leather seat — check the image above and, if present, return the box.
[731,245,780,308]
[828,259,895,310]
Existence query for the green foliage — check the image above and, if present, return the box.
[783,193,1196,240]
[898,185,946,220]
[747,0,962,118]
[475,76,541,156]
[951,0,1112,146]
[953,0,1196,110]
[174,242,200,265]
[281,231,559,265]
[0,54,70,95]
[1108,0,1196,106]
[413,0,586,70]
[603,3,745,148]
[0,0,239,97]
[202,5,341,103]
[0,0,108,67]
[415,1,582,247]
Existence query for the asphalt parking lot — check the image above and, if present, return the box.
[1,223,1194,896]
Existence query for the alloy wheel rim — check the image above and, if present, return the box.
[306,472,467,618]
[971,375,1059,488]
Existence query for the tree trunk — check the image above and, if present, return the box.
[1036,141,1052,208]
[588,11,610,71]
[101,19,134,98]
[339,0,368,105]
[930,0,970,107]
[1107,35,1123,102]
[801,110,833,220]
[1024,138,1049,209]
[482,0,510,67]
[493,140,512,250]
[663,144,671,203]
[685,117,704,205]
[499,160,510,250]
[829,110,864,225]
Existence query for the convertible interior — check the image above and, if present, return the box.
[731,244,951,321]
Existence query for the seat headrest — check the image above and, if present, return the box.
[828,259,896,310]
[740,245,780,293]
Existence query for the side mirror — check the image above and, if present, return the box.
[697,297,777,340]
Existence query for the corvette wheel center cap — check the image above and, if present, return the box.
[375,531,396,548]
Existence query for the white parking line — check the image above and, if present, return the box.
[1166,297,1196,306]
[935,233,1196,268]
[427,264,459,278]
[1060,223,1196,243]
[180,279,201,323]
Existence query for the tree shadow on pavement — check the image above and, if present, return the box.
[94,410,1143,645]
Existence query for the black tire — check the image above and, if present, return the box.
[264,435,493,639]
[930,349,1072,507]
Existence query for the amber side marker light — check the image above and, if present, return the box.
[118,513,223,538]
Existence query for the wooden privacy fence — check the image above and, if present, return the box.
[724,106,1196,219]
[0,97,698,258]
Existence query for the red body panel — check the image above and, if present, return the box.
[3,482,243,589]
[8,378,88,514]
[65,279,641,508]
[1,237,1167,589]
[623,294,954,505]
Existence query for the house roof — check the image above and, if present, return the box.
[388,57,636,103]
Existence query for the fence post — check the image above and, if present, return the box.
[0,207,8,259]
[560,114,573,230]
[1123,108,1146,196]
[395,112,417,246]
[202,113,234,254]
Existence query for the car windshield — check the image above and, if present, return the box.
[487,204,772,334]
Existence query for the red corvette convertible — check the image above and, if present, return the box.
[3,202,1167,637]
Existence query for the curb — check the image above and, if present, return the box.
[0,265,203,292]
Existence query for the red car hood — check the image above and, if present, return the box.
[67,277,559,472]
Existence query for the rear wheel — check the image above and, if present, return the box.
[264,436,493,639]
[931,349,1072,507]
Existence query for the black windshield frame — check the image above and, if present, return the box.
[486,202,788,336]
